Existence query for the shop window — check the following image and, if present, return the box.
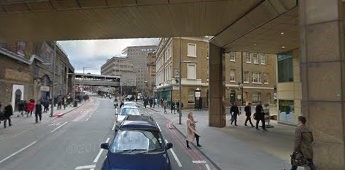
[188,90,195,103]
[278,53,293,82]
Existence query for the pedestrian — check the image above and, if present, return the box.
[198,98,203,110]
[255,103,266,130]
[3,103,13,128]
[120,99,124,108]
[291,116,315,170]
[244,103,254,127]
[171,101,176,114]
[163,99,167,114]
[149,98,153,108]
[186,112,201,149]
[18,100,25,117]
[34,102,42,123]
[63,97,67,110]
[153,98,156,108]
[27,99,35,117]
[144,97,148,108]
[43,99,49,113]
[230,103,240,126]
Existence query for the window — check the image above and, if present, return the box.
[252,72,261,83]
[260,54,266,65]
[187,63,196,79]
[263,73,268,84]
[187,43,197,57]
[229,52,235,62]
[230,69,236,82]
[245,52,251,63]
[252,53,259,64]
[278,53,293,82]
[252,92,261,103]
[243,71,249,83]
[188,90,195,103]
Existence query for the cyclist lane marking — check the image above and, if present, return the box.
[93,137,110,163]
[0,141,37,165]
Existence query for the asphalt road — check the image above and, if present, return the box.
[0,97,218,170]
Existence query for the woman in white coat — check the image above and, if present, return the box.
[186,112,201,149]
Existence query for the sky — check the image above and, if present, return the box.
[58,38,159,74]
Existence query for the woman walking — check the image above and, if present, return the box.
[186,112,201,149]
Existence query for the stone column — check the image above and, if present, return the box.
[299,0,345,169]
[208,43,226,127]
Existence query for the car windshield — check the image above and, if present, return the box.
[110,130,164,153]
[120,108,140,116]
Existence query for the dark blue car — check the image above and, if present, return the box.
[101,116,173,170]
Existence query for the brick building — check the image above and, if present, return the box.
[224,52,276,106]
[0,41,74,111]
[156,37,209,109]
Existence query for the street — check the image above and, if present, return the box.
[0,97,217,170]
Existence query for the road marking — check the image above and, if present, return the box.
[205,163,211,170]
[75,164,96,170]
[0,141,37,164]
[192,160,207,164]
[112,122,116,131]
[50,122,68,133]
[93,138,110,163]
[165,139,182,167]
[156,122,162,132]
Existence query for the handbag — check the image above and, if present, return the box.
[290,151,307,166]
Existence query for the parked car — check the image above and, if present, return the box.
[115,106,141,124]
[101,115,173,170]
[123,101,137,107]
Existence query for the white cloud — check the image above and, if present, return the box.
[58,38,159,74]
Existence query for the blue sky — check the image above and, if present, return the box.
[58,38,159,74]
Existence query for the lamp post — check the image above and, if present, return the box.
[178,37,182,125]
[50,41,57,117]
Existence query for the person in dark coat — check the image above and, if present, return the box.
[244,103,254,127]
[171,101,176,114]
[143,97,148,108]
[3,103,13,128]
[255,103,266,130]
[35,102,42,123]
[149,98,153,108]
[291,116,315,170]
[18,100,25,117]
[230,103,240,126]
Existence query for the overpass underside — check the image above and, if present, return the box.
[0,0,344,169]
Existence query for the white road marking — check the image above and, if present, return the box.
[50,122,68,133]
[192,160,207,164]
[112,122,116,131]
[75,164,96,170]
[93,138,110,163]
[156,122,162,132]
[0,141,37,164]
[205,163,211,170]
[165,139,182,167]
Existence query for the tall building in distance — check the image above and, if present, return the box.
[122,45,158,93]
[146,52,156,96]
[156,37,209,109]
[224,52,277,106]
[101,57,136,95]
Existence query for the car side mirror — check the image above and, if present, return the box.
[165,143,173,150]
[101,143,109,150]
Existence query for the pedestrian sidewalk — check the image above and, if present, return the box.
[147,105,299,170]
[0,102,85,141]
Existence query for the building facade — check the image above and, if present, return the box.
[276,49,301,125]
[156,37,209,109]
[0,41,74,112]
[146,52,156,97]
[224,52,277,107]
[122,46,157,93]
[101,56,136,95]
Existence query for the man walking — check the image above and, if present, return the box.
[3,103,13,128]
[230,103,240,126]
[163,99,167,114]
[255,103,266,130]
[244,103,254,127]
[35,102,43,123]
[291,116,315,170]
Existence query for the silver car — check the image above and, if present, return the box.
[115,106,141,124]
